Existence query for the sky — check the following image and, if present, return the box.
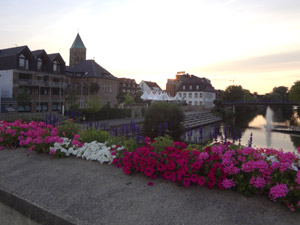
[1,0,300,94]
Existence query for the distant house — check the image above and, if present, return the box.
[139,80,162,93]
[118,78,141,94]
[0,45,67,113]
[65,33,119,107]
[166,72,216,108]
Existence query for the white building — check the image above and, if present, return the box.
[139,80,162,93]
[172,74,216,108]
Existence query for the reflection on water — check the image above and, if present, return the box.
[183,107,300,153]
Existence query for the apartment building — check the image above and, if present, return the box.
[0,46,68,113]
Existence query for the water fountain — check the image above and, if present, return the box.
[265,106,274,130]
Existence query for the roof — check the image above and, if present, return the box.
[71,33,86,49]
[66,60,117,79]
[0,46,28,57]
[143,81,162,90]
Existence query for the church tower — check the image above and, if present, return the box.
[69,33,86,66]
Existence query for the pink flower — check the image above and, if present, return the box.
[49,149,56,155]
[74,134,80,140]
[250,176,266,189]
[198,152,209,161]
[269,183,289,201]
[221,179,236,189]
[298,147,300,154]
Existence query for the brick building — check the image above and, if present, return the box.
[118,78,141,94]
[66,33,119,107]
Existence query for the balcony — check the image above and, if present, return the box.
[19,79,67,88]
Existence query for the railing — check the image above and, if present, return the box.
[222,100,300,105]
[19,79,67,88]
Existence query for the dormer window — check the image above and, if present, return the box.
[19,54,29,69]
[53,60,60,73]
[37,58,43,70]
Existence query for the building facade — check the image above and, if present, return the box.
[167,72,216,108]
[118,78,141,94]
[66,33,119,107]
[0,46,68,113]
[139,80,162,93]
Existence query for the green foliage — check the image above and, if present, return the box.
[117,92,126,104]
[124,93,134,105]
[85,94,103,121]
[151,135,173,153]
[222,85,252,101]
[80,128,110,143]
[17,87,32,108]
[69,103,80,111]
[289,81,300,102]
[144,102,184,140]
[58,120,80,139]
[133,92,143,103]
[123,138,138,152]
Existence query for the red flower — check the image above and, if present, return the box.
[197,176,206,186]
[148,182,154,186]
[123,166,131,175]
[144,167,155,177]
[164,171,173,180]
[183,178,191,187]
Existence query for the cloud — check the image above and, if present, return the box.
[199,48,300,74]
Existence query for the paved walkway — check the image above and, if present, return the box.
[1,148,300,225]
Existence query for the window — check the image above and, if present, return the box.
[200,93,203,98]
[189,85,192,90]
[196,85,199,90]
[194,93,198,98]
[183,85,185,90]
[194,101,198,105]
[37,58,43,70]
[19,54,29,69]
[18,103,31,112]
[183,93,186,98]
[189,101,192,105]
[53,60,60,73]
[179,93,182,97]
[189,93,192,98]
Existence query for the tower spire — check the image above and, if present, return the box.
[69,33,86,66]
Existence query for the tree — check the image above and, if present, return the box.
[90,82,100,94]
[124,93,134,105]
[85,94,103,121]
[144,102,184,140]
[133,92,143,103]
[116,92,126,104]
[289,81,300,102]
[17,87,32,111]
[222,85,252,101]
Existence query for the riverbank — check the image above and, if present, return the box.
[1,148,300,225]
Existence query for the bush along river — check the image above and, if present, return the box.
[183,106,300,153]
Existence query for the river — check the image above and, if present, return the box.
[182,107,300,153]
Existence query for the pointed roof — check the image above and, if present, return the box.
[71,33,86,49]
[66,60,117,80]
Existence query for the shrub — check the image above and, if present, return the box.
[80,128,110,143]
[144,102,184,140]
[58,120,80,139]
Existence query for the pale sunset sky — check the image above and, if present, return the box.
[1,0,300,94]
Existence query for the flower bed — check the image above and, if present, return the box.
[112,137,300,212]
[1,120,300,211]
